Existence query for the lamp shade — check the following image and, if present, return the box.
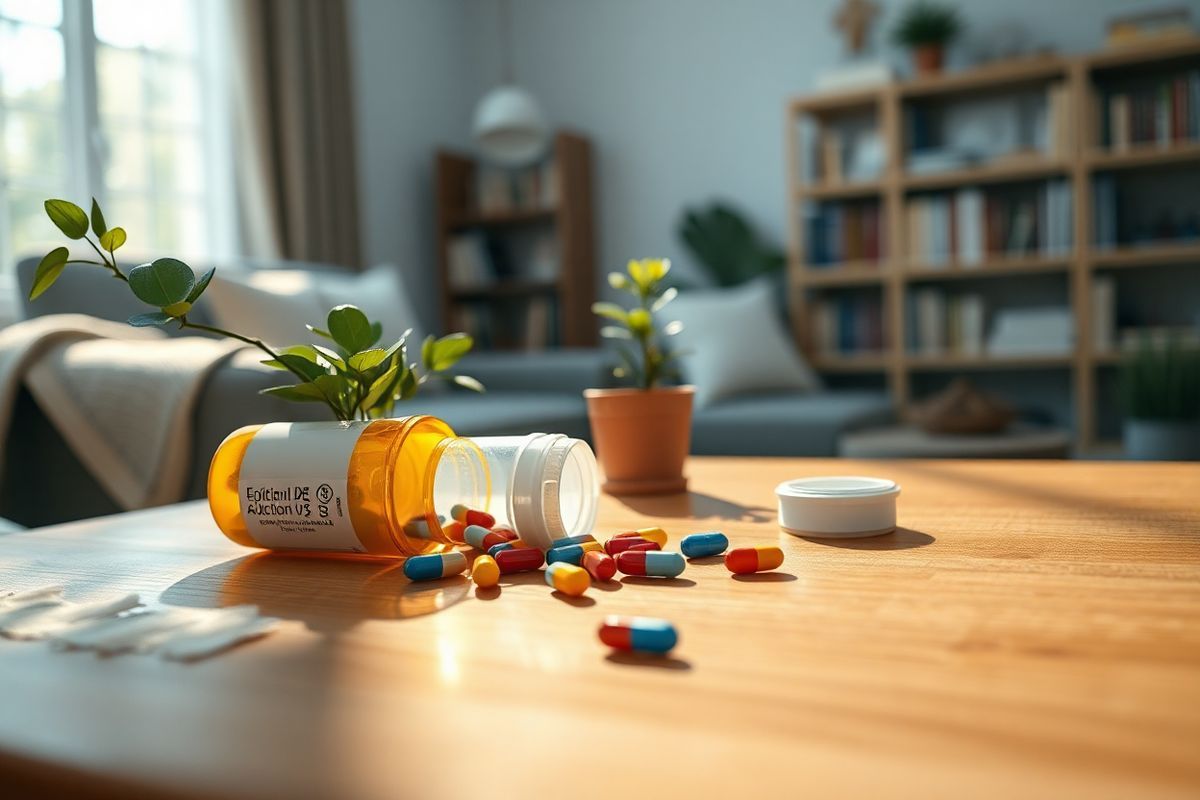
[471,85,549,167]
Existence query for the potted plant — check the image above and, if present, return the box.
[1121,333,1200,461]
[891,1,961,75]
[585,258,691,495]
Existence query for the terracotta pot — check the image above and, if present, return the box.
[584,386,693,496]
[913,44,944,74]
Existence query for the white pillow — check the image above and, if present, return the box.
[205,264,424,349]
[666,278,822,407]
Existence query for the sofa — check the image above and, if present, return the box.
[4,256,893,526]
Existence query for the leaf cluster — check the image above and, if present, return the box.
[591,258,684,390]
[678,202,785,288]
[31,198,482,422]
[891,1,962,47]
[1120,333,1200,422]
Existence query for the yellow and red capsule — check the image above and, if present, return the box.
[724,545,784,574]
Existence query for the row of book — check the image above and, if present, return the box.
[446,232,558,289]
[905,182,1073,266]
[811,295,885,355]
[454,297,559,351]
[806,203,885,266]
[1100,69,1200,150]
[475,159,559,214]
[1093,174,1200,248]
[907,290,986,355]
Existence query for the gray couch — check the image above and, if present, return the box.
[5,256,892,526]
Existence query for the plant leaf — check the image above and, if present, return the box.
[99,227,126,252]
[651,286,678,312]
[29,247,69,300]
[368,321,383,347]
[128,257,195,306]
[326,305,374,353]
[452,374,484,392]
[591,301,629,323]
[90,198,107,236]
[398,366,419,399]
[600,325,632,339]
[186,266,215,303]
[44,199,88,239]
[128,311,174,327]
[424,333,473,371]
[348,348,388,373]
[262,353,327,381]
[360,363,399,410]
[311,343,347,370]
[306,324,333,340]
[260,383,330,403]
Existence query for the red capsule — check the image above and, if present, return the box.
[495,547,545,574]
[724,546,785,575]
[582,550,617,582]
[492,525,519,541]
[605,536,661,556]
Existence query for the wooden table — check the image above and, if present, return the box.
[1,458,1198,799]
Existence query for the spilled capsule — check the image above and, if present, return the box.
[403,551,467,582]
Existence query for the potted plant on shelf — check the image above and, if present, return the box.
[891,1,961,75]
[585,258,691,495]
[1121,333,1200,461]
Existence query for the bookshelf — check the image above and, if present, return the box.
[787,37,1200,453]
[435,131,596,351]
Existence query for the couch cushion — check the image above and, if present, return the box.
[399,392,591,440]
[692,391,895,457]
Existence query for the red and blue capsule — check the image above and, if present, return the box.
[615,550,686,577]
[599,616,678,654]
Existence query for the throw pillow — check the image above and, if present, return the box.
[665,278,822,407]
[205,264,425,349]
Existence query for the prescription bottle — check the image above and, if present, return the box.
[470,433,599,550]
[208,416,488,557]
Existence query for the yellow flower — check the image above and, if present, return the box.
[626,258,670,289]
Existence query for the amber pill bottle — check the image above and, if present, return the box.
[208,416,489,557]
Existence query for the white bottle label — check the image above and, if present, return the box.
[238,422,367,552]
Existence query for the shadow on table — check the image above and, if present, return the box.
[605,652,692,671]
[161,552,469,632]
[614,490,773,524]
[799,527,935,550]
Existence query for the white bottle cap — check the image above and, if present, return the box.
[776,476,900,539]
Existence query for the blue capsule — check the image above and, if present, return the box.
[488,541,516,557]
[545,540,602,566]
[403,551,467,582]
[680,531,729,558]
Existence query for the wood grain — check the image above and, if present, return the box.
[0,458,1198,800]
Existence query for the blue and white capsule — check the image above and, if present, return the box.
[403,551,468,582]
[545,540,602,566]
[548,533,597,549]
[680,531,729,558]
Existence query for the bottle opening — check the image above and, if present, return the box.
[427,436,490,543]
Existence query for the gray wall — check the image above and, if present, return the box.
[351,0,1191,325]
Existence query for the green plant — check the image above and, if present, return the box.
[591,258,684,390]
[891,1,961,47]
[677,203,785,287]
[1120,333,1200,422]
[30,198,481,422]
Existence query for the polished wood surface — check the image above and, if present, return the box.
[1,458,1198,799]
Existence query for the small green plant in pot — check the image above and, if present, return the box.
[891,1,962,75]
[584,258,692,496]
[1120,333,1200,461]
[30,198,481,422]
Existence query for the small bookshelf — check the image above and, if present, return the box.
[787,37,1200,453]
[435,131,595,351]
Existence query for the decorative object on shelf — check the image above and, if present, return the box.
[30,198,480,421]
[835,0,879,55]
[891,1,962,75]
[1106,7,1194,49]
[471,0,548,166]
[1121,332,1200,460]
[908,378,1015,434]
[585,258,691,495]
[677,203,785,287]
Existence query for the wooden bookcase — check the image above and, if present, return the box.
[786,36,1200,453]
[435,131,596,350]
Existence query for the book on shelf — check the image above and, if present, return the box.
[474,158,558,214]
[906,181,1071,266]
[1091,275,1116,354]
[806,202,884,266]
[447,233,495,289]
[906,289,985,355]
[812,295,884,355]
[1046,81,1075,158]
[987,307,1073,356]
[1101,69,1200,150]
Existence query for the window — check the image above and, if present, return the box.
[0,0,232,322]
